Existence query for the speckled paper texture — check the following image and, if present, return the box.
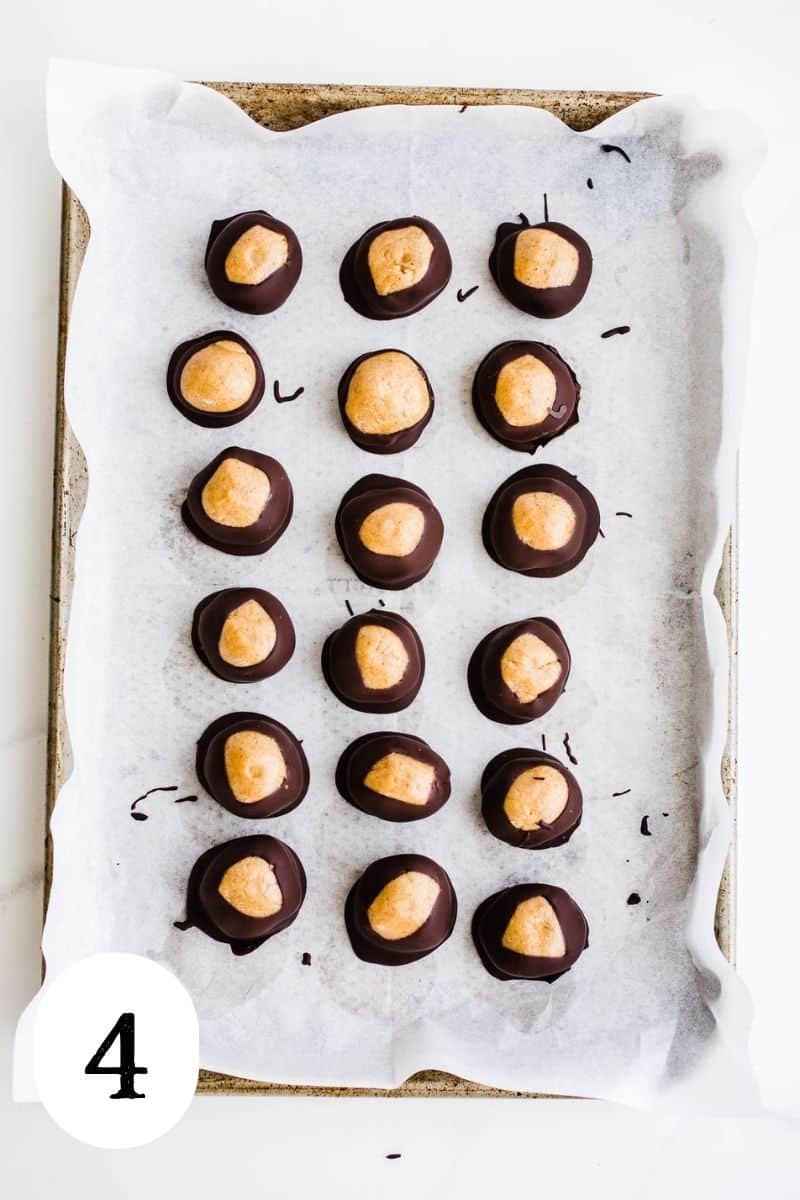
[39,60,758,1103]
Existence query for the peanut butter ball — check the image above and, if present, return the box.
[338,350,434,453]
[167,332,265,427]
[322,610,424,713]
[336,732,450,822]
[336,475,444,590]
[345,854,457,965]
[489,216,592,318]
[468,617,570,724]
[205,211,302,314]
[472,341,579,452]
[481,749,582,849]
[191,587,295,683]
[483,464,600,577]
[197,712,310,819]
[472,883,588,981]
[340,216,452,319]
[182,447,293,556]
[177,834,306,955]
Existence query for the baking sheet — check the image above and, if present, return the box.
[39,60,757,1104]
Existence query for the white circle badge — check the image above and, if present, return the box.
[34,953,199,1148]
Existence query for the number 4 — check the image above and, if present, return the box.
[85,1012,148,1099]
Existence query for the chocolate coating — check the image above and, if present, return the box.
[321,609,424,713]
[338,350,434,453]
[167,331,265,428]
[472,341,579,452]
[336,732,450,822]
[182,447,293,556]
[481,749,582,849]
[472,883,589,981]
[345,854,457,964]
[178,835,306,955]
[335,475,444,590]
[467,617,570,725]
[196,712,309,819]
[339,217,452,319]
[205,211,302,314]
[192,587,295,683]
[489,217,592,318]
[483,464,600,577]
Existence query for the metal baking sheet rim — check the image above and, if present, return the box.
[46,82,737,1099]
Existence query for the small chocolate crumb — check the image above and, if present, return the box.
[457,285,479,302]
[378,598,386,608]
[601,144,631,163]
[301,952,312,966]
[386,1153,402,1160]
[601,326,631,339]
[175,794,198,804]
[541,733,547,751]
[640,815,652,836]
[131,812,149,822]
[273,381,305,404]
[662,811,669,817]
[458,104,468,113]
[616,511,633,518]
[562,732,578,765]
[612,788,631,797]
[587,178,594,189]
[345,599,354,616]
[627,892,641,905]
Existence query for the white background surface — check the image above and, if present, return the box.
[1,1,798,1195]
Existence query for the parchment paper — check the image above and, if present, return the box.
[39,59,760,1104]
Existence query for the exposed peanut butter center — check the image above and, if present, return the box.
[503,765,569,830]
[513,228,580,290]
[224,225,289,285]
[217,856,283,918]
[218,599,277,668]
[511,491,577,551]
[345,352,430,435]
[201,458,270,528]
[367,225,434,296]
[364,753,435,807]
[495,355,557,427]
[224,730,287,804]
[358,503,425,558]
[501,896,566,958]
[354,624,409,691]
[367,871,441,940]
[500,633,562,704]
[179,340,257,413]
